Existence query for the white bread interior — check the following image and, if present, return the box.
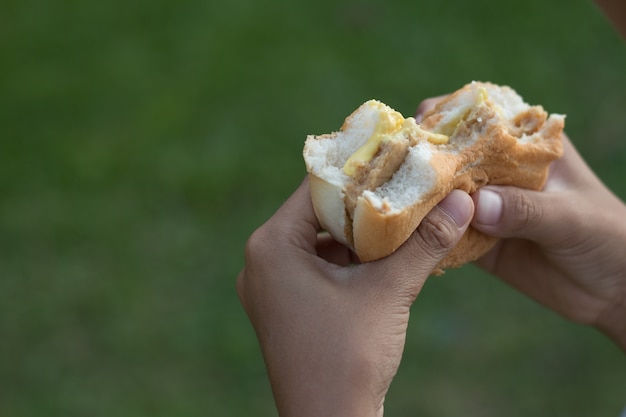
[303,81,564,273]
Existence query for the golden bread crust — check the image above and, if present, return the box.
[305,82,564,273]
[352,151,456,262]
[435,116,563,272]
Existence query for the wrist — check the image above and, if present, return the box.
[271,378,383,417]
[265,345,386,417]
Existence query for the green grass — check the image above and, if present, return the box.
[1,0,626,415]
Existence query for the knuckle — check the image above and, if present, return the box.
[415,99,436,118]
[236,271,245,298]
[415,214,458,254]
[244,226,274,264]
[508,189,543,234]
[235,271,249,312]
[415,95,448,119]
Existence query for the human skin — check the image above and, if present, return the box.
[415,100,626,351]
[238,3,626,414]
[412,0,626,350]
[471,136,626,349]
[238,113,626,417]
[237,180,474,417]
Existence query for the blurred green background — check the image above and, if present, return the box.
[1,0,626,415]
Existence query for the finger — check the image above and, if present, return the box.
[264,176,322,253]
[244,177,322,269]
[365,190,474,299]
[547,133,612,195]
[470,185,581,247]
[473,237,558,292]
[414,95,448,122]
[315,232,360,266]
[398,190,475,271]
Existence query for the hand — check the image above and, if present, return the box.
[416,98,626,350]
[237,177,474,417]
[471,135,626,349]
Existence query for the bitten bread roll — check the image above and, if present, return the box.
[303,81,564,273]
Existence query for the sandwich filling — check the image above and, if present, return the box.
[342,102,449,177]
[303,81,565,250]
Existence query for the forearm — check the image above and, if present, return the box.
[270,381,382,417]
[266,354,383,417]
[257,315,388,417]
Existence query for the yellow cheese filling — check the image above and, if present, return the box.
[342,105,404,176]
[342,87,490,177]
[342,102,451,176]
[416,125,449,144]
[433,86,489,136]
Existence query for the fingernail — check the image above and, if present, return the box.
[475,189,503,225]
[438,190,473,227]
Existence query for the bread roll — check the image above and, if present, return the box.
[303,81,564,273]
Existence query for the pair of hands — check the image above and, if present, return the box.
[237,102,626,417]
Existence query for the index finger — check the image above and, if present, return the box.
[415,95,448,122]
[265,176,322,253]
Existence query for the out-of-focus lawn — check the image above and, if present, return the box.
[1,0,625,415]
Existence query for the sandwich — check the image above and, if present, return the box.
[303,81,564,272]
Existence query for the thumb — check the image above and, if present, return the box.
[406,189,475,265]
[471,186,567,245]
[366,190,474,297]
